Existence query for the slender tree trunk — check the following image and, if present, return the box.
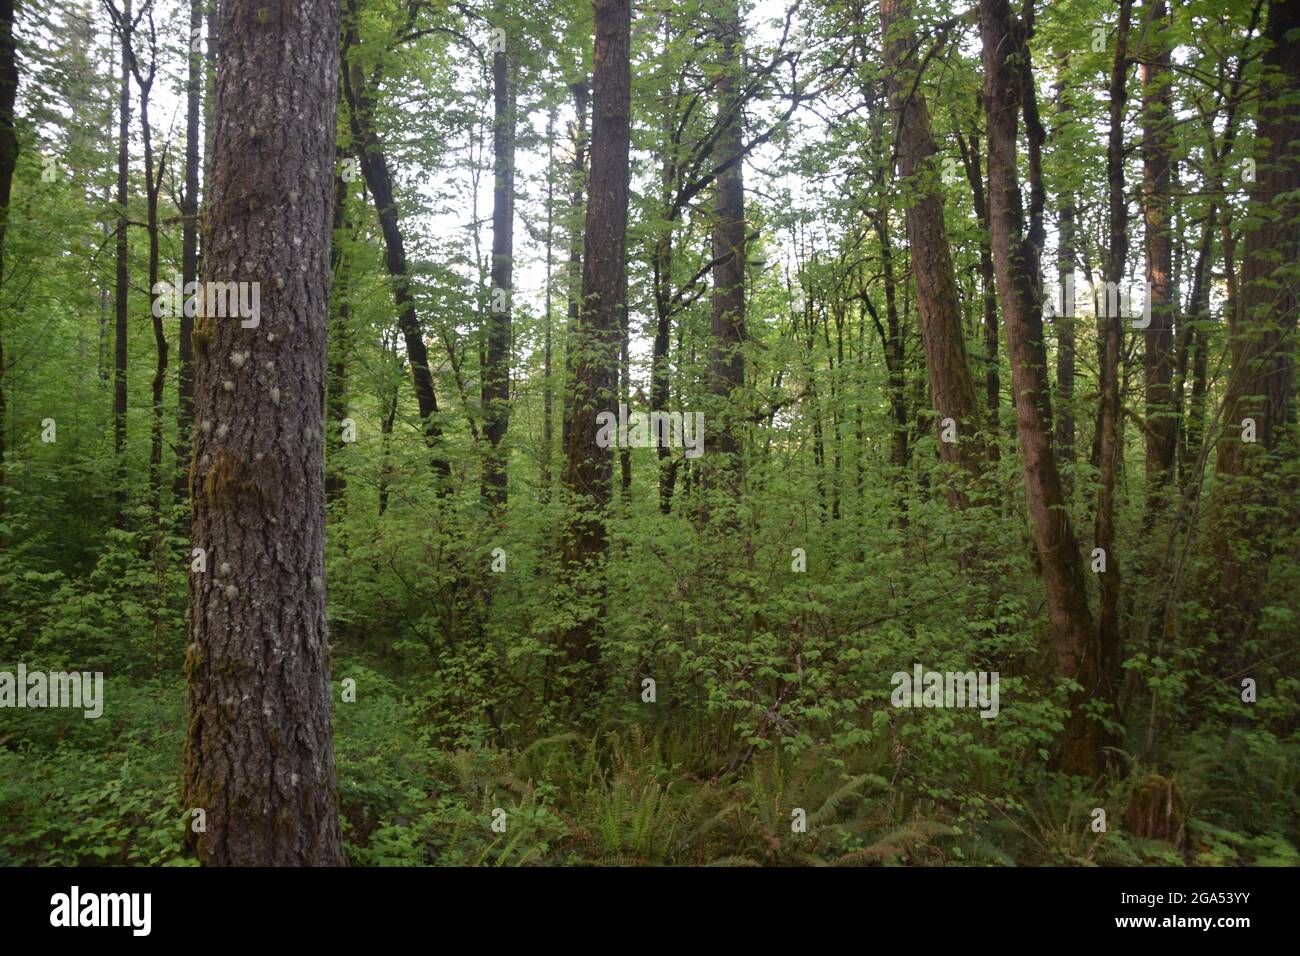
[112,0,131,525]
[342,38,448,483]
[541,106,556,502]
[184,0,344,866]
[979,0,1104,777]
[562,80,589,460]
[881,0,985,508]
[956,123,1000,452]
[326,155,350,511]
[482,8,514,510]
[1141,0,1176,496]
[1095,0,1132,711]
[560,0,630,708]
[176,0,202,507]
[1051,68,1076,494]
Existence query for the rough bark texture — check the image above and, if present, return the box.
[1207,0,1300,648]
[482,11,514,510]
[560,0,630,704]
[184,0,344,866]
[881,0,985,508]
[0,0,18,529]
[979,0,1103,777]
[707,0,746,496]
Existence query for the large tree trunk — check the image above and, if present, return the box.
[0,0,18,532]
[482,6,514,510]
[183,0,344,866]
[706,0,746,499]
[560,0,630,707]
[881,0,985,509]
[1207,0,1300,648]
[979,0,1104,777]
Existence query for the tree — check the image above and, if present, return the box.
[560,0,630,707]
[1206,0,1300,651]
[0,0,18,532]
[979,0,1104,776]
[706,0,746,500]
[183,0,345,866]
[482,2,515,510]
[176,0,202,507]
[880,0,985,509]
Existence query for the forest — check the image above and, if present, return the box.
[0,0,1296,868]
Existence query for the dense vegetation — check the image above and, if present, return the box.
[0,0,1296,866]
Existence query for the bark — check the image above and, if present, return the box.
[112,0,131,524]
[562,80,589,459]
[955,123,1000,451]
[176,0,202,506]
[0,0,18,530]
[1051,69,1076,493]
[979,0,1103,776]
[1095,0,1132,711]
[326,156,350,510]
[881,0,985,508]
[1207,0,1300,646]
[541,106,556,502]
[482,8,514,510]
[707,0,746,498]
[184,0,344,866]
[342,25,448,484]
[1141,0,1177,493]
[560,0,630,706]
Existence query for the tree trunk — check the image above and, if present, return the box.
[342,40,448,484]
[112,0,131,525]
[1207,0,1300,648]
[562,80,589,461]
[881,0,985,508]
[184,0,344,866]
[707,0,746,499]
[176,0,202,507]
[326,157,350,511]
[1141,0,1176,495]
[560,0,630,707]
[541,106,556,502]
[1095,0,1132,711]
[482,8,514,510]
[979,0,1103,777]
[0,0,18,532]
